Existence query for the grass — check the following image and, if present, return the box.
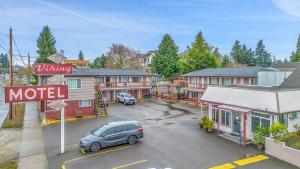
[0,160,17,169]
[285,135,300,150]
[2,103,25,128]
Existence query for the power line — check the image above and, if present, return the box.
[12,35,26,65]
[0,43,8,53]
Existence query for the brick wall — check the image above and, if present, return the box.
[46,99,95,120]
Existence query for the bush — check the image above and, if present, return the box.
[206,119,214,129]
[200,116,209,129]
[269,123,288,139]
[293,124,300,136]
[253,124,268,145]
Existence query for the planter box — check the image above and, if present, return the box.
[265,137,300,167]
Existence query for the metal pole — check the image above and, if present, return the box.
[9,27,13,119]
[60,74,65,154]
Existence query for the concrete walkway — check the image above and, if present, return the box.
[0,85,9,127]
[18,102,48,169]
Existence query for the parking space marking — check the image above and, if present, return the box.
[233,155,269,166]
[112,160,147,169]
[62,146,130,168]
[208,163,236,169]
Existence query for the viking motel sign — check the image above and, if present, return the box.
[5,85,68,103]
[34,63,72,74]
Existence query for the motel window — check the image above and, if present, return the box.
[132,76,140,83]
[212,108,219,123]
[119,76,129,82]
[250,78,257,85]
[279,114,288,128]
[79,100,91,107]
[67,79,81,89]
[221,110,231,127]
[189,77,196,83]
[190,92,198,99]
[251,112,270,132]
[209,77,219,85]
[290,112,297,119]
[96,77,105,83]
[223,78,234,86]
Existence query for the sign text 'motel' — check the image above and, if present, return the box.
[34,63,72,75]
[5,85,68,103]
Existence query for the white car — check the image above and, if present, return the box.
[117,93,136,105]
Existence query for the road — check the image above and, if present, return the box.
[43,100,299,169]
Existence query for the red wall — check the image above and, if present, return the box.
[46,99,95,120]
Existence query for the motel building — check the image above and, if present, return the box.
[200,67,300,144]
[181,66,267,104]
[38,67,154,120]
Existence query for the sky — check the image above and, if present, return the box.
[0,0,300,65]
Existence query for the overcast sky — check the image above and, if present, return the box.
[0,0,300,64]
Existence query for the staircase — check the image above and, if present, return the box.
[219,132,252,145]
[95,90,108,117]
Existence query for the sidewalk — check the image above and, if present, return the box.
[0,86,9,127]
[18,102,48,169]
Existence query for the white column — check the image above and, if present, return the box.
[60,74,65,154]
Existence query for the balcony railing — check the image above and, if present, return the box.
[96,82,152,89]
[186,83,208,89]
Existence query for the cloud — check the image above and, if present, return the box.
[273,0,300,18]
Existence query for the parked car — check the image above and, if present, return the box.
[117,93,136,105]
[80,121,143,152]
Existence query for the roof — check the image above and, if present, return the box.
[181,66,267,77]
[68,68,153,76]
[271,62,300,71]
[201,86,300,114]
[280,66,300,89]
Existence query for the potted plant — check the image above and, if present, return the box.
[206,120,214,133]
[253,124,268,150]
[200,116,209,129]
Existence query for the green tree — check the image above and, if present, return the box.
[36,25,57,63]
[0,53,9,68]
[178,32,218,74]
[221,55,230,67]
[255,40,272,67]
[78,50,84,60]
[290,34,300,62]
[90,54,107,68]
[151,34,180,79]
[230,40,243,64]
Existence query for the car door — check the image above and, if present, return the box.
[115,125,129,144]
[101,127,117,147]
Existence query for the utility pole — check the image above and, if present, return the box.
[9,27,13,119]
[27,52,30,85]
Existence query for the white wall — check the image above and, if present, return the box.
[258,71,292,87]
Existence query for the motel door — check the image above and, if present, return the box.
[233,112,241,134]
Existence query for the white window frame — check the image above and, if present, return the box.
[190,91,198,99]
[220,109,231,127]
[251,111,270,132]
[67,78,82,89]
[96,77,105,83]
[209,77,219,85]
[132,76,140,83]
[212,108,219,123]
[79,100,91,107]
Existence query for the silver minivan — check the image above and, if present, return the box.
[80,121,143,152]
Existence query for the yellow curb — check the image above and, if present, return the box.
[61,164,66,169]
[208,163,236,169]
[43,115,97,126]
[80,148,86,154]
[234,155,269,166]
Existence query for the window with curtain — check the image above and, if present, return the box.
[209,77,219,85]
[221,109,231,126]
[79,100,91,107]
[67,79,81,89]
[251,112,270,132]
[223,78,234,86]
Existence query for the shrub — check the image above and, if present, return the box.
[200,116,209,129]
[293,124,300,136]
[206,119,214,129]
[253,124,268,145]
[269,123,288,139]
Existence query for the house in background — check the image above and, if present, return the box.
[181,66,267,103]
[138,51,155,71]
[200,66,300,145]
[39,67,153,120]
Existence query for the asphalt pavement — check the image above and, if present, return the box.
[43,100,299,169]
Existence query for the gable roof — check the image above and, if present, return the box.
[181,66,267,77]
[280,66,300,89]
[201,86,300,114]
[69,68,152,76]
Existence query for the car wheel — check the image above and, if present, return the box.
[128,135,137,145]
[90,142,101,152]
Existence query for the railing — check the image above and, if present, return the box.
[96,82,152,88]
[186,83,208,89]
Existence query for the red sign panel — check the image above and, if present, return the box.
[5,85,68,103]
[34,63,72,74]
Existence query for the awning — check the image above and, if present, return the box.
[217,105,251,113]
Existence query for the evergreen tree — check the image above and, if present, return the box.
[230,40,242,64]
[230,41,256,66]
[36,25,57,63]
[255,40,272,67]
[178,32,218,74]
[290,34,300,62]
[90,54,107,68]
[0,53,9,68]
[78,50,84,60]
[221,55,230,67]
[213,47,222,65]
[151,34,180,79]
[246,48,256,66]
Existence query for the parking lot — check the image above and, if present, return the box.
[43,100,299,169]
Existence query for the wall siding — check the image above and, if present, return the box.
[67,77,95,101]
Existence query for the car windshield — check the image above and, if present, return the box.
[90,125,110,136]
[123,94,131,98]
